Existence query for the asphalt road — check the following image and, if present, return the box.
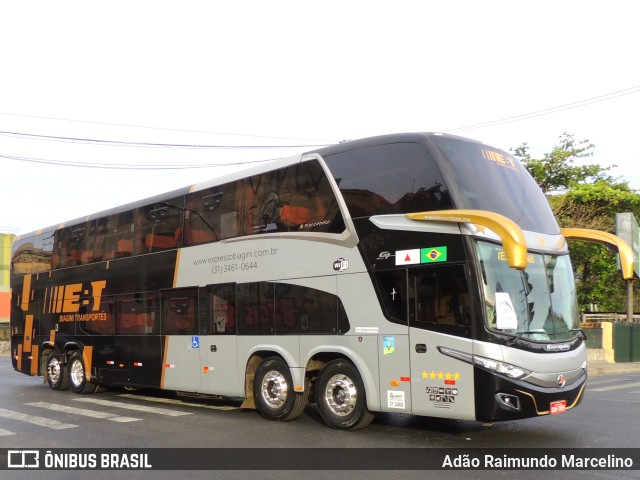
[0,356,639,480]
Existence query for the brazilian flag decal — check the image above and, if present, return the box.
[421,246,447,263]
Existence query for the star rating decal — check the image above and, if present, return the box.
[421,371,461,381]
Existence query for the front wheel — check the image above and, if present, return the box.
[253,357,306,421]
[67,351,97,394]
[315,360,374,430]
[46,353,69,391]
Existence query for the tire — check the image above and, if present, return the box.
[253,357,306,421]
[315,359,374,430]
[67,351,97,394]
[46,352,69,391]
[40,349,52,385]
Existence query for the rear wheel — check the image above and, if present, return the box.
[315,359,374,430]
[46,353,69,391]
[253,357,306,421]
[68,351,97,394]
[40,349,52,385]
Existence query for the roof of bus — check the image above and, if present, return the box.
[15,132,487,239]
[308,131,485,157]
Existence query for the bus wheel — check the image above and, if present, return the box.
[46,353,69,391]
[316,360,374,430]
[253,357,306,421]
[68,351,97,394]
[40,349,52,385]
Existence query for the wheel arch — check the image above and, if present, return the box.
[241,349,291,409]
[62,341,83,357]
[304,347,380,412]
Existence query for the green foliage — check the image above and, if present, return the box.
[565,182,640,213]
[513,132,615,193]
[568,241,628,311]
[514,133,640,312]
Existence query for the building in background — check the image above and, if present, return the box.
[1,233,15,340]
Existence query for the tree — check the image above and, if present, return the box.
[513,133,640,312]
[513,132,615,194]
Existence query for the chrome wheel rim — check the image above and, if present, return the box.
[69,359,84,387]
[260,370,288,409]
[324,374,357,416]
[48,358,63,385]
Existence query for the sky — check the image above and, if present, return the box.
[1,0,639,235]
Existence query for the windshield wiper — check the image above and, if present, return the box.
[506,330,545,346]
[568,328,587,340]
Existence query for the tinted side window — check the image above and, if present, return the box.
[372,264,471,336]
[244,160,345,235]
[236,282,274,335]
[12,232,54,274]
[275,283,345,335]
[140,197,184,253]
[78,296,116,335]
[56,222,97,267]
[184,181,242,246]
[232,281,349,335]
[208,284,236,335]
[409,265,471,328]
[372,270,408,324]
[161,288,198,335]
[323,142,452,218]
[94,211,137,261]
[115,292,158,335]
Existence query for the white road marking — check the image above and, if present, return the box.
[587,378,623,387]
[589,381,640,392]
[0,407,78,430]
[26,402,141,423]
[118,393,240,411]
[73,397,193,416]
[0,428,17,436]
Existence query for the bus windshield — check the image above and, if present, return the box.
[477,241,579,341]
[430,136,560,235]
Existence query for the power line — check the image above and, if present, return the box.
[0,111,337,144]
[441,85,640,133]
[0,154,285,170]
[0,130,331,149]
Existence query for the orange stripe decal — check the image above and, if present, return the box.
[17,344,23,372]
[21,274,32,311]
[83,346,94,381]
[30,345,39,376]
[23,315,34,352]
[173,250,181,288]
[161,336,169,389]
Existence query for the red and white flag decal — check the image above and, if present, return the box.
[395,249,420,265]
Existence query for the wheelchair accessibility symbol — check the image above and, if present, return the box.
[192,337,199,349]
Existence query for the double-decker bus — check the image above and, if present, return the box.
[10,132,633,430]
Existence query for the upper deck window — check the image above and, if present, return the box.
[243,160,345,236]
[184,159,345,244]
[11,232,54,274]
[430,137,559,234]
[323,142,453,218]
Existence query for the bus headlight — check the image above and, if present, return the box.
[474,356,531,380]
[437,347,531,380]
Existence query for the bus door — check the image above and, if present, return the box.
[407,264,476,420]
[198,284,240,396]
